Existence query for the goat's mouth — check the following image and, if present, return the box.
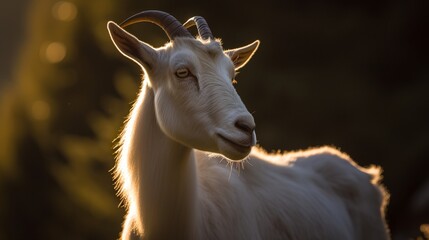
[217,134,252,154]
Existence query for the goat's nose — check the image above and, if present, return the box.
[234,116,255,135]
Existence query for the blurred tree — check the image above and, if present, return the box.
[0,0,137,239]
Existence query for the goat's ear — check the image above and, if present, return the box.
[225,40,260,70]
[107,21,157,70]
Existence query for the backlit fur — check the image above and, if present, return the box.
[108,21,390,240]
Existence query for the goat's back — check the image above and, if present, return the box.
[195,146,389,240]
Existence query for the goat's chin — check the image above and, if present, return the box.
[214,132,254,160]
[217,142,252,161]
[224,152,251,162]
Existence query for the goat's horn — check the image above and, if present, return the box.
[120,10,192,40]
[183,16,214,40]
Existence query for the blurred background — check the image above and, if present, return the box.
[0,0,428,239]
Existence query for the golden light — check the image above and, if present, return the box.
[52,1,77,21]
[31,100,51,121]
[421,224,429,239]
[44,42,67,63]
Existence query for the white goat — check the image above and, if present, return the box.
[107,10,390,240]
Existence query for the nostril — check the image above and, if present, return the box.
[235,119,255,135]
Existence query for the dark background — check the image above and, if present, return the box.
[0,0,428,239]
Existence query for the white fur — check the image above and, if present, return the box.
[107,21,390,240]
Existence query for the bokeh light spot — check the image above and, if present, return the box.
[44,42,67,63]
[52,1,77,21]
[31,100,51,121]
[421,224,429,239]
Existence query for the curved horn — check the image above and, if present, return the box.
[120,10,192,40]
[183,16,214,40]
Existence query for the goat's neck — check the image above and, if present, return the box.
[125,81,197,239]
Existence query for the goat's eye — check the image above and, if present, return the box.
[175,68,190,78]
